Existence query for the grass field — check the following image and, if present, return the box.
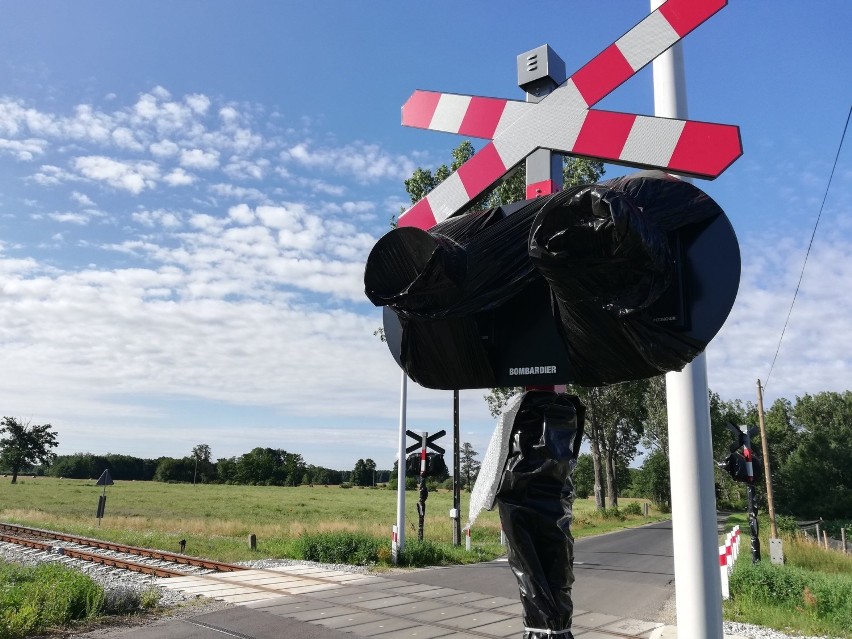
[722,513,852,639]
[0,477,664,563]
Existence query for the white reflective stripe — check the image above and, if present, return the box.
[429,94,471,134]
[427,172,470,223]
[616,9,679,71]
[493,81,586,167]
[493,100,532,138]
[523,628,572,636]
[620,115,684,166]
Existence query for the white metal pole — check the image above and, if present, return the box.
[395,371,408,562]
[651,1,724,635]
[665,356,723,638]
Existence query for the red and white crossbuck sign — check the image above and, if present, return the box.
[398,0,741,230]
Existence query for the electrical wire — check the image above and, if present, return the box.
[764,105,852,391]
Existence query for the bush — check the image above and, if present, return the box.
[729,560,852,632]
[598,507,625,521]
[397,540,451,567]
[295,532,383,565]
[623,501,643,516]
[0,561,104,639]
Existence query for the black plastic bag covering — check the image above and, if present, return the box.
[724,452,763,484]
[496,390,585,639]
[528,171,720,385]
[365,170,727,388]
[405,452,448,478]
[365,199,543,319]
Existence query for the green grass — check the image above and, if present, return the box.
[0,561,104,639]
[0,477,664,565]
[722,514,852,638]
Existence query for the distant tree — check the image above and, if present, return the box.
[0,417,59,484]
[773,391,852,518]
[153,457,195,483]
[352,458,377,486]
[573,454,594,499]
[191,443,214,484]
[633,449,671,511]
[215,457,237,483]
[639,376,668,456]
[459,442,480,491]
[235,447,282,485]
[281,451,307,486]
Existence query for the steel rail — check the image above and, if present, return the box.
[0,522,245,573]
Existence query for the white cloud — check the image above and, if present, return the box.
[708,227,852,403]
[228,203,255,225]
[185,93,211,115]
[49,211,91,225]
[73,155,160,194]
[32,164,79,186]
[70,191,95,207]
[180,148,220,170]
[0,137,48,160]
[281,141,416,183]
[163,167,196,186]
[111,126,144,151]
[149,139,180,158]
[131,209,182,229]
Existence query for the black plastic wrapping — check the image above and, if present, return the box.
[404,452,447,478]
[496,391,585,639]
[365,170,735,389]
[528,172,721,385]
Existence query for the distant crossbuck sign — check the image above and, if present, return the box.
[398,0,742,230]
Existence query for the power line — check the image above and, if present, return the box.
[764,105,852,391]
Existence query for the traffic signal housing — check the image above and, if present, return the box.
[365,170,740,389]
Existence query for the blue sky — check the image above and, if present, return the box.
[0,1,850,471]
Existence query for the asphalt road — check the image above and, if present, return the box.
[103,519,692,638]
[394,520,677,622]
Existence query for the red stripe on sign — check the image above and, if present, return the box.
[525,180,558,199]
[457,143,506,199]
[719,552,726,567]
[402,91,442,128]
[459,96,508,139]
[399,198,437,230]
[571,44,634,107]
[668,121,742,178]
[659,0,726,37]
[573,110,636,160]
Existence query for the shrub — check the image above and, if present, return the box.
[0,561,104,639]
[397,540,451,567]
[295,532,382,565]
[729,560,852,632]
[623,501,643,516]
[598,507,625,521]
[140,587,161,610]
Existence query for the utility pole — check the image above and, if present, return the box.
[452,390,461,546]
[756,379,778,538]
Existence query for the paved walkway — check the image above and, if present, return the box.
[150,564,664,638]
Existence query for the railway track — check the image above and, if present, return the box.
[0,522,246,578]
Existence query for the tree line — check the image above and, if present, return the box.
[0,429,392,487]
[4,383,850,522]
[488,382,852,520]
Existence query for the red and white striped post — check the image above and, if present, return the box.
[465,527,472,552]
[719,545,729,600]
[725,535,733,575]
[392,524,399,559]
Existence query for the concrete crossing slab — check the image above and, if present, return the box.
[148,565,670,639]
[341,615,421,636]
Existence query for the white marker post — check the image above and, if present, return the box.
[652,2,725,632]
[394,371,407,563]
